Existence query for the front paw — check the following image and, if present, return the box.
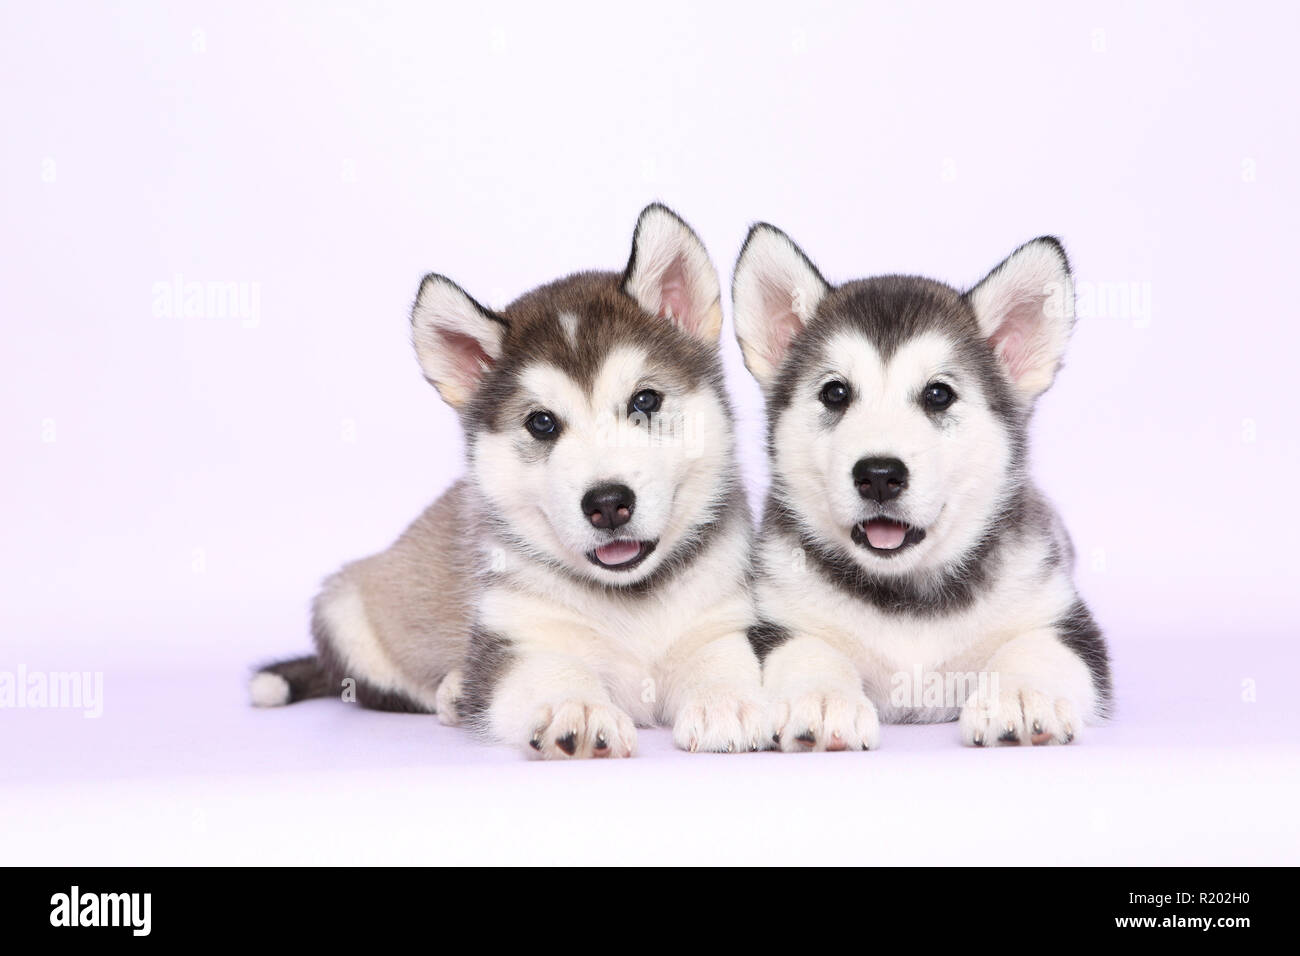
[526,700,637,759]
[672,689,772,753]
[770,690,880,752]
[960,687,1079,747]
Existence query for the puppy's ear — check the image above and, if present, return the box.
[731,223,829,389]
[965,237,1074,400]
[410,274,508,408]
[622,203,723,342]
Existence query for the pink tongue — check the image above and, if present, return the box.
[863,519,907,550]
[595,540,642,566]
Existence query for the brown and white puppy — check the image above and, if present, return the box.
[733,225,1112,750]
[251,205,769,758]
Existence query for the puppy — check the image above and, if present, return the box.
[252,204,770,758]
[732,225,1111,749]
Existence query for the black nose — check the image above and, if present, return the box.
[853,457,908,502]
[582,483,635,530]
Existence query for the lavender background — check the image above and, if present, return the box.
[2,2,1297,864]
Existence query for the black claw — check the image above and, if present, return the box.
[794,731,816,747]
[1064,731,1075,744]
[772,733,781,745]
[1032,721,1043,735]
[861,743,870,751]
[556,732,577,755]
[593,733,609,751]
[998,730,1019,744]
[529,735,542,751]
[973,735,986,747]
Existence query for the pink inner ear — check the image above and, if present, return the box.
[987,298,1044,385]
[439,327,494,389]
[767,313,803,367]
[657,255,699,334]
[755,277,806,369]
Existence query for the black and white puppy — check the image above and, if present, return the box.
[732,225,1112,749]
[253,205,769,758]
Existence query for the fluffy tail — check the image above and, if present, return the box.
[250,654,333,707]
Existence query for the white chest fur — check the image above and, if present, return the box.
[755,531,1076,720]
[477,520,753,724]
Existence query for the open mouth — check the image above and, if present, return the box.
[851,518,926,555]
[586,539,657,571]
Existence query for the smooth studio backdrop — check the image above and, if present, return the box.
[2,2,1297,864]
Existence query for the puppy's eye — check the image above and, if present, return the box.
[628,389,661,416]
[922,382,956,411]
[820,380,851,409]
[525,410,560,439]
